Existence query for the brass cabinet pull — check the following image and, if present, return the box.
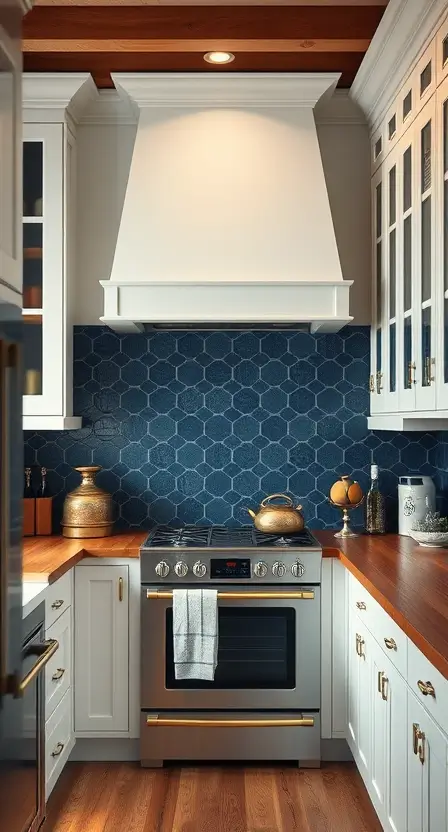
[118,577,123,602]
[356,633,365,658]
[412,722,419,755]
[418,733,425,764]
[376,371,383,393]
[381,675,388,701]
[369,374,375,393]
[377,670,383,693]
[18,639,59,697]
[146,716,314,728]
[146,590,314,601]
[51,600,64,610]
[51,742,65,757]
[356,601,367,610]
[413,723,425,762]
[424,356,435,386]
[384,637,397,650]
[417,680,435,697]
[408,361,416,387]
[51,668,65,682]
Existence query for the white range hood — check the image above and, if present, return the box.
[101,73,352,333]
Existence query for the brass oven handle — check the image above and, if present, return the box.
[356,601,367,610]
[147,716,314,728]
[146,590,314,600]
[51,742,65,758]
[417,680,435,697]
[384,637,397,650]
[51,599,64,610]
[18,639,59,696]
[52,668,65,682]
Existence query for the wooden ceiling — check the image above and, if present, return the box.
[23,1,389,89]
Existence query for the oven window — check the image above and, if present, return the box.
[166,607,296,689]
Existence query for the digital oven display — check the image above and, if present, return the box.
[210,559,251,579]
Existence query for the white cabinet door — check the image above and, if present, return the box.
[435,75,448,409]
[371,167,387,413]
[74,564,129,734]
[370,638,408,832]
[347,610,372,783]
[408,690,448,832]
[0,5,22,297]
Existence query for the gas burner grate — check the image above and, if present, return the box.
[144,525,317,549]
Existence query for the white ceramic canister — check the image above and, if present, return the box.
[398,475,436,536]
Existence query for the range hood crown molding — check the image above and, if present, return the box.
[112,72,341,109]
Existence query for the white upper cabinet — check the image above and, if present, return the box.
[0,1,26,301]
[22,74,95,430]
[362,7,448,430]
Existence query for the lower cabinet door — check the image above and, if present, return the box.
[370,641,408,832]
[347,611,372,782]
[46,688,74,800]
[407,691,448,832]
[74,564,129,733]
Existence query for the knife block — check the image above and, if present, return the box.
[23,498,35,536]
[35,497,52,535]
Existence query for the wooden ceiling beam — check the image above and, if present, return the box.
[23,6,385,40]
[23,37,371,53]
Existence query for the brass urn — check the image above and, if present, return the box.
[62,466,114,538]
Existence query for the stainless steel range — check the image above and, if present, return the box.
[140,525,322,767]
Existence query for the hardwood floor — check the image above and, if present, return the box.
[43,762,382,831]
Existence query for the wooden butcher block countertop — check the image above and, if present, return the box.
[23,529,448,680]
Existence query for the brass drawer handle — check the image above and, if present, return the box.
[51,600,64,610]
[51,668,65,682]
[413,723,425,762]
[356,601,366,610]
[417,680,435,697]
[356,633,365,658]
[147,716,314,728]
[119,576,123,602]
[51,742,65,758]
[384,637,397,650]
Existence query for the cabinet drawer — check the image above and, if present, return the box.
[45,571,72,630]
[348,573,407,677]
[45,687,73,800]
[407,639,448,732]
[45,607,71,720]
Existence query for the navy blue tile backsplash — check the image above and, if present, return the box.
[24,326,447,531]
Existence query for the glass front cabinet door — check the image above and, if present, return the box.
[436,75,448,409]
[22,122,81,430]
[371,168,385,414]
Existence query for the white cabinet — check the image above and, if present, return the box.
[347,608,372,782]
[0,2,23,299]
[366,11,448,430]
[370,638,408,832]
[407,691,448,832]
[22,74,95,430]
[74,564,129,734]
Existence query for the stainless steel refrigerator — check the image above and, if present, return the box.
[0,301,49,832]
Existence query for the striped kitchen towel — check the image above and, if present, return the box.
[173,588,218,680]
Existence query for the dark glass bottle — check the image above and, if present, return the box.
[24,467,34,498]
[365,464,386,534]
[37,466,49,497]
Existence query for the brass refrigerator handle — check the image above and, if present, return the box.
[147,717,314,728]
[146,590,315,600]
[18,639,59,697]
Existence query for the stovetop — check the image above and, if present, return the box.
[142,524,321,551]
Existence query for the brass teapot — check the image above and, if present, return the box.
[248,494,305,534]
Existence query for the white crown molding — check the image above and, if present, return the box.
[79,89,138,125]
[314,89,367,126]
[22,73,97,123]
[351,0,447,126]
[112,72,341,109]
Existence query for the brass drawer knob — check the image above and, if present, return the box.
[356,601,367,610]
[417,680,435,697]
[51,742,65,758]
[51,599,64,610]
[384,637,397,650]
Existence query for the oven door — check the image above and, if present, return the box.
[141,585,320,711]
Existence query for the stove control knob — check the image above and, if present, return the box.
[291,560,305,578]
[174,561,188,578]
[272,561,286,577]
[155,560,170,578]
[254,561,268,578]
[193,561,207,578]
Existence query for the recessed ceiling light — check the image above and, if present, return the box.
[204,51,235,65]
